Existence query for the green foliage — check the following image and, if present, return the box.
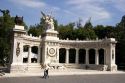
[94,25,105,39]
[0,9,28,66]
[83,28,97,39]
[0,9,15,66]
[28,24,43,36]
[115,15,125,40]
[58,21,96,40]
[115,15,125,67]
[84,20,93,29]
[104,26,115,38]
[94,25,115,39]
[58,23,74,39]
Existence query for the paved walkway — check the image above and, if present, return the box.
[1,74,125,83]
[1,69,125,77]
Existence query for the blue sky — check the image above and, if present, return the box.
[0,0,125,27]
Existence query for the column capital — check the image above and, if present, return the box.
[28,45,32,48]
[85,48,89,51]
[66,48,70,50]
[95,48,98,51]
[75,48,79,51]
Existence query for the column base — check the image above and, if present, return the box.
[108,64,117,71]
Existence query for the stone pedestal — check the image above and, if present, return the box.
[10,25,26,72]
[41,29,60,68]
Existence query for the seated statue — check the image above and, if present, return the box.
[15,15,23,25]
[41,11,54,30]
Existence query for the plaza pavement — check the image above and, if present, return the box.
[1,74,125,83]
[1,69,125,77]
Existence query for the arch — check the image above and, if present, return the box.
[59,48,66,63]
[23,45,29,63]
[79,49,86,64]
[89,49,95,64]
[99,48,104,65]
[23,45,29,52]
[31,46,38,54]
[69,48,76,63]
[31,46,38,63]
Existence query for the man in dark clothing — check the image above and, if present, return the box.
[43,68,49,79]
[46,68,49,78]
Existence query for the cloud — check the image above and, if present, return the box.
[9,0,124,26]
[112,0,125,12]
[66,0,111,23]
[10,0,46,8]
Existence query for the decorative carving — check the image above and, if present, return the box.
[47,47,56,57]
[16,42,20,57]
[49,48,55,54]
[15,15,23,25]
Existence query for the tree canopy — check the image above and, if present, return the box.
[0,9,27,66]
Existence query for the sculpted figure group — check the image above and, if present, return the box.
[41,12,54,30]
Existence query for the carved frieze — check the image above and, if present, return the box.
[59,42,110,49]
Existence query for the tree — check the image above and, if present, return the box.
[76,18,82,28]
[83,19,97,39]
[115,15,125,40]
[115,15,125,68]
[0,9,28,66]
[58,23,75,40]
[28,24,43,36]
[94,25,105,39]
[104,26,115,38]
[84,18,93,29]
[0,9,15,66]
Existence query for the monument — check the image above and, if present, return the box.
[9,12,117,73]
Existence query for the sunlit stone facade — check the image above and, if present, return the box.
[10,16,117,72]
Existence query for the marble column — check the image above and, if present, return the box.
[75,48,79,64]
[66,48,69,64]
[56,47,60,63]
[104,49,106,64]
[28,46,31,63]
[95,49,99,65]
[20,42,24,64]
[85,48,89,65]
[37,46,41,63]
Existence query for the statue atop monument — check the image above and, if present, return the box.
[14,15,23,25]
[41,11,54,30]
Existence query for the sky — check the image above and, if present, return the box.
[0,0,125,27]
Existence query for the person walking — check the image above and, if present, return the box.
[46,68,49,78]
[43,69,47,79]
[42,64,49,79]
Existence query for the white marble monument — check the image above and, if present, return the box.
[10,13,117,73]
